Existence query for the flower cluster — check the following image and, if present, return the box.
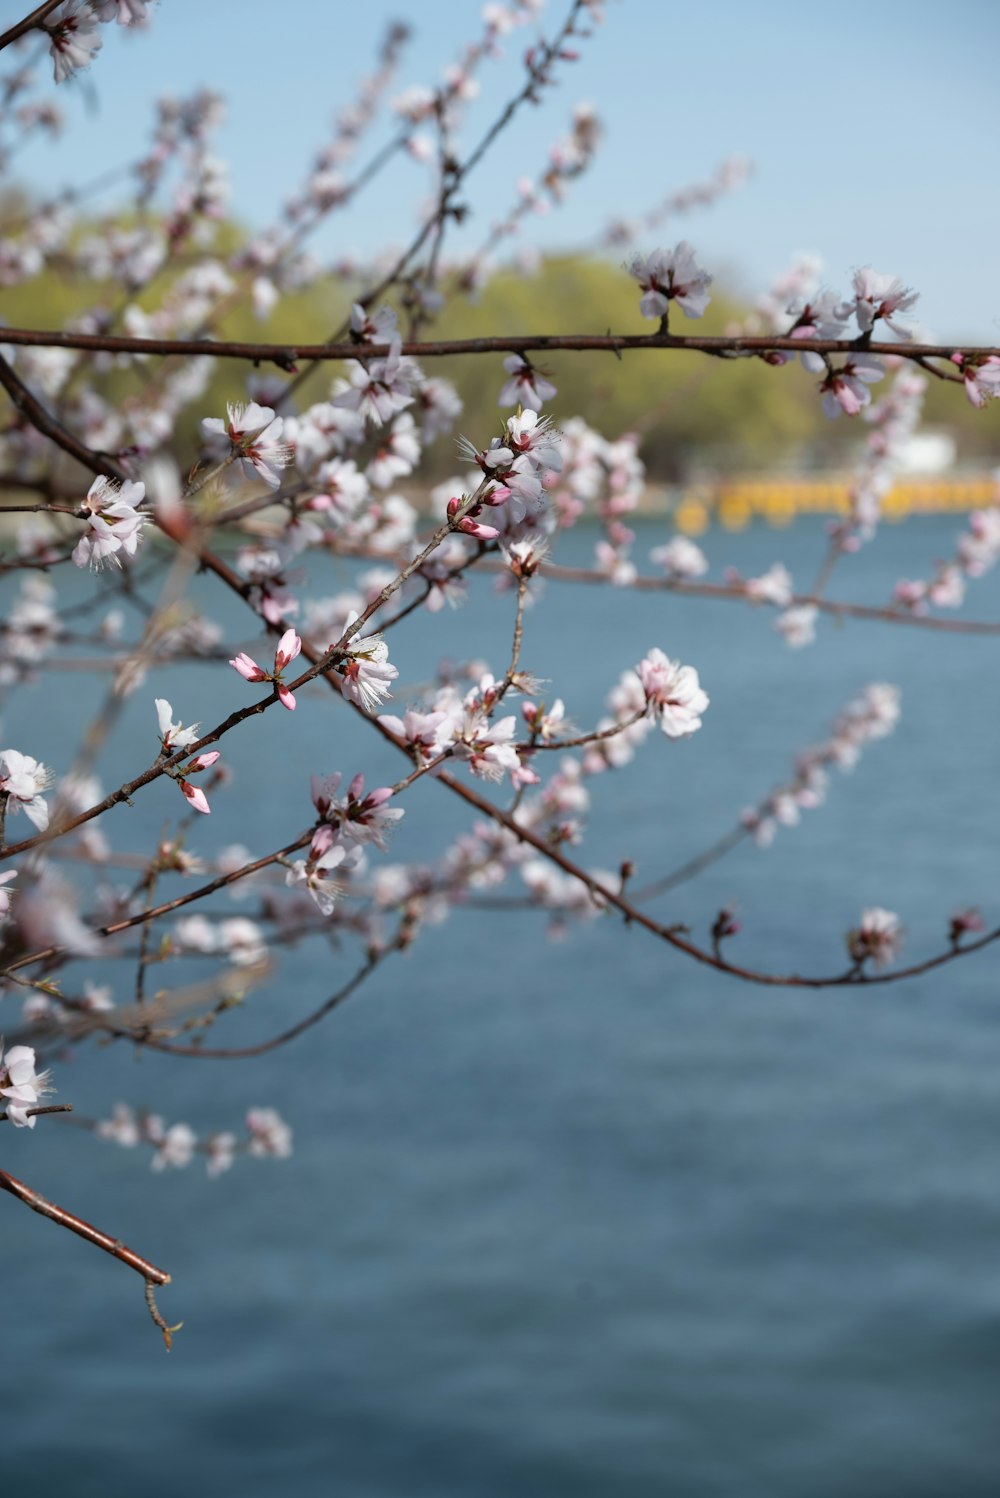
[892,495,1000,615]
[230,628,303,711]
[285,771,403,915]
[741,683,901,848]
[154,699,220,814]
[96,1102,293,1175]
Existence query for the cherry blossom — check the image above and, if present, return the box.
[96,1103,141,1148]
[504,408,562,470]
[628,242,712,321]
[0,748,53,831]
[636,649,709,738]
[650,536,708,579]
[72,476,148,571]
[349,302,398,343]
[285,839,360,915]
[851,267,919,338]
[522,698,567,742]
[847,907,903,969]
[151,1122,198,1172]
[739,562,794,608]
[775,604,818,649]
[366,412,421,489]
[337,776,405,851]
[338,621,398,713]
[820,355,885,418]
[782,290,850,371]
[379,708,452,764]
[952,354,1000,409]
[741,683,899,849]
[0,871,16,920]
[0,1043,52,1128]
[201,402,293,489]
[155,699,201,754]
[498,355,557,411]
[332,338,418,426]
[46,2,102,84]
[246,1108,293,1159]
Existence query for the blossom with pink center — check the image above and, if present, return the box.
[522,698,567,742]
[230,627,302,710]
[785,291,850,370]
[72,476,147,571]
[46,2,102,84]
[285,839,360,915]
[820,355,885,418]
[201,402,293,489]
[851,267,919,338]
[332,338,418,426]
[498,356,557,411]
[349,302,398,343]
[636,648,709,738]
[628,242,713,321]
[339,621,398,713]
[456,715,522,782]
[504,409,562,470]
[846,907,903,969]
[338,776,405,851]
[951,354,1000,409]
[0,748,53,832]
[0,1043,52,1128]
[380,708,452,764]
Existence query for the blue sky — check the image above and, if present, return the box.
[5,0,1000,338]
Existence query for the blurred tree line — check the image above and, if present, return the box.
[3,194,996,482]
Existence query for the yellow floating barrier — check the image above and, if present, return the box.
[671,475,997,530]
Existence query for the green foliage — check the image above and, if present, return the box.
[2,204,994,481]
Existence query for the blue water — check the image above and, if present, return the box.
[3,517,999,1496]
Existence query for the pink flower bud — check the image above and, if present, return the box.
[180,780,210,815]
[230,652,267,682]
[458,517,500,540]
[189,751,220,771]
[274,628,301,673]
[364,786,393,808]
